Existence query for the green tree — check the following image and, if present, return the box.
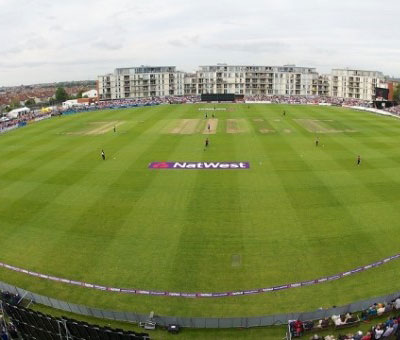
[10,99,21,109]
[25,98,36,106]
[5,99,20,112]
[55,87,68,102]
[393,84,400,102]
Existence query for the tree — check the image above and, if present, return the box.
[5,99,20,112]
[9,99,21,110]
[55,87,68,102]
[393,84,400,102]
[25,98,36,106]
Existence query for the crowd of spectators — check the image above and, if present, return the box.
[95,95,201,109]
[0,111,40,132]
[360,302,395,320]
[90,95,373,109]
[386,105,400,116]
[0,95,202,132]
[0,119,18,132]
[244,95,372,107]
[331,313,359,327]
[290,297,400,340]
[1,94,398,134]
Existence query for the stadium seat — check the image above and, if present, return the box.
[43,315,59,334]
[87,325,101,339]
[100,329,113,340]
[2,297,150,340]
[66,320,82,338]
[76,322,92,338]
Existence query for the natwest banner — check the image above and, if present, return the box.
[149,162,250,169]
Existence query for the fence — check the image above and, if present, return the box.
[0,280,399,329]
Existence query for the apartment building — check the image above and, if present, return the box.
[184,73,197,96]
[98,65,387,101]
[330,69,385,101]
[195,64,317,96]
[98,66,185,100]
[312,75,330,96]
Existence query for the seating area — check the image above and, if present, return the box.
[1,292,150,340]
[0,95,202,133]
[287,298,400,339]
[331,313,361,330]
[386,105,400,116]
[243,95,372,107]
[2,94,398,136]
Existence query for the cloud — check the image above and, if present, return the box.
[0,0,399,85]
[92,39,124,50]
[49,25,64,32]
[168,35,200,48]
[168,39,186,48]
[204,40,289,54]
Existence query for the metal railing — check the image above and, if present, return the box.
[0,280,399,329]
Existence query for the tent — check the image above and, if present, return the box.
[6,107,30,119]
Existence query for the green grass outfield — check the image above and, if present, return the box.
[1,103,400,320]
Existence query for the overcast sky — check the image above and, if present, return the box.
[0,0,399,86]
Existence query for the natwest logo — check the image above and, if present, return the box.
[151,162,170,169]
[149,162,250,170]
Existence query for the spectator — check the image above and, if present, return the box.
[304,321,314,331]
[324,336,336,340]
[373,324,384,339]
[332,314,344,326]
[293,320,304,336]
[377,305,385,316]
[382,326,393,339]
[384,302,393,313]
[344,313,357,323]
[385,317,394,328]
[317,318,330,328]
[360,310,368,321]
[361,332,371,340]
[394,297,400,310]
[392,319,398,334]
[367,306,377,317]
[382,324,393,338]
